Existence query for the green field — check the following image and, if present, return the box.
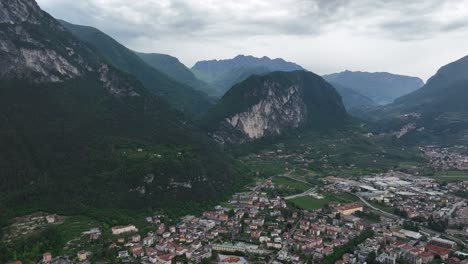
[430,171,468,182]
[327,193,360,203]
[273,176,311,192]
[289,196,331,209]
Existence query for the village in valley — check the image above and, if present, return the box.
[6,167,468,264]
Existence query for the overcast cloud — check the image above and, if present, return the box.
[36,0,468,81]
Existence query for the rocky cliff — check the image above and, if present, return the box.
[201,71,348,144]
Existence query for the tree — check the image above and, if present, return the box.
[365,251,376,264]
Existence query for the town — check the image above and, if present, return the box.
[7,170,468,264]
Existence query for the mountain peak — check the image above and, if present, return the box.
[192,55,305,96]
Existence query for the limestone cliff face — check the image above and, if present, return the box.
[0,0,140,97]
[216,82,306,143]
[203,71,348,144]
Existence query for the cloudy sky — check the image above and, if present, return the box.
[36,0,468,81]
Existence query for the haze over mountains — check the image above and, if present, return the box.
[192,55,304,96]
[323,71,424,105]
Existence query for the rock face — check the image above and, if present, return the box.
[202,71,348,144]
[191,55,305,96]
[223,83,306,141]
[323,70,424,105]
[0,0,44,24]
[0,0,140,96]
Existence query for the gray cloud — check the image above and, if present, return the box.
[36,0,468,80]
[36,0,468,41]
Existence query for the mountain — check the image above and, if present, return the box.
[328,82,376,114]
[59,20,213,114]
[0,0,244,216]
[374,55,468,144]
[135,52,216,95]
[323,70,424,105]
[201,71,349,144]
[192,55,305,96]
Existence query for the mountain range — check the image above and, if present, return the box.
[192,55,304,96]
[323,70,424,105]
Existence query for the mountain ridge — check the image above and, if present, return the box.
[59,20,213,114]
[135,51,214,94]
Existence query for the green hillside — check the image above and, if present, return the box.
[135,51,216,95]
[60,20,213,115]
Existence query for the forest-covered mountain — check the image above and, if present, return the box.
[370,55,468,145]
[135,52,216,95]
[60,20,213,115]
[201,71,349,144]
[0,0,245,216]
[323,70,424,105]
[328,82,376,114]
[192,55,304,96]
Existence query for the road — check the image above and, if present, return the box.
[284,186,317,200]
[277,172,317,200]
[347,191,467,247]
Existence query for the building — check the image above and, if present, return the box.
[420,252,434,263]
[77,251,88,262]
[212,243,246,253]
[111,224,138,235]
[118,250,129,258]
[43,252,52,263]
[131,234,141,242]
[426,245,450,260]
[430,237,457,249]
[218,254,248,264]
[397,229,423,240]
[190,247,212,263]
[155,254,174,264]
[337,203,364,215]
[45,215,57,223]
[143,235,155,246]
